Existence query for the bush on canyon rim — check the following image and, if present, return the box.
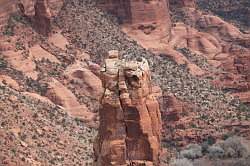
[170,158,193,166]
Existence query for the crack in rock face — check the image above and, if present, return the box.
[94,50,162,166]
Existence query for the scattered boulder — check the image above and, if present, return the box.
[0,75,20,90]
[22,92,54,105]
[48,32,69,50]
[2,51,38,80]
[45,78,94,121]
[46,78,80,108]
[29,45,60,63]
[64,61,103,100]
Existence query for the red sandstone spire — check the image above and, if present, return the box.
[94,51,162,166]
[34,0,52,36]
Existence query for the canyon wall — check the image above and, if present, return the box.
[0,0,19,29]
[0,0,63,33]
[97,0,131,24]
[94,51,162,165]
[170,0,196,8]
[129,0,171,25]
[97,0,171,39]
[97,0,171,24]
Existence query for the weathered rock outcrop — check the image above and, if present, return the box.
[97,0,170,24]
[33,0,52,36]
[45,78,96,122]
[94,51,162,165]
[0,0,20,29]
[0,0,63,35]
[97,0,171,40]
[2,50,39,80]
[170,0,196,8]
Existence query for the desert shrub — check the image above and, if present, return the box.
[239,103,250,113]
[0,57,7,69]
[208,145,225,159]
[15,41,25,50]
[213,157,250,166]
[2,13,29,36]
[218,136,248,158]
[170,158,193,166]
[180,144,203,159]
[2,15,16,36]
[222,133,231,140]
[26,78,48,96]
[202,136,217,153]
[11,13,29,25]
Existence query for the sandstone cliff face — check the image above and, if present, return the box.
[97,0,171,24]
[97,0,171,40]
[0,0,19,29]
[33,0,52,36]
[170,0,196,8]
[94,51,162,166]
[0,0,63,35]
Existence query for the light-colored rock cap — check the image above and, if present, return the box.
[108,50,119,59]
[102,50,150,77]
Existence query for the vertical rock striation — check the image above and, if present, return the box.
[0,0,63,35]
[34,0,52,36]
[170,0,196,8]
[97,0,172,40]
[97,0,171,24]
[94,50,162,166]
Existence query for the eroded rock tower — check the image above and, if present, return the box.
[94,50,162,166]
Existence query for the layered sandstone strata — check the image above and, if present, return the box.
[0,0,62,35]
[0,0,20,29]
[97,0,170,24]
[97,0,171,39]
[170,0,196,8]
[94,51,162,166]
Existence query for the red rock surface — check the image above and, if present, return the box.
[119,0,250,149]
[170,0,196,8]
[0,75,20,90]
[98,0,170,24]
[0,0,250,165]
[123,0,250,106]
[98,0,172,41]
[33,0,52,36]
[94,51,162,165]
[2,50,39,80]
[0,0,19,29]
[64,61,103,100]
[0,0,63,35]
